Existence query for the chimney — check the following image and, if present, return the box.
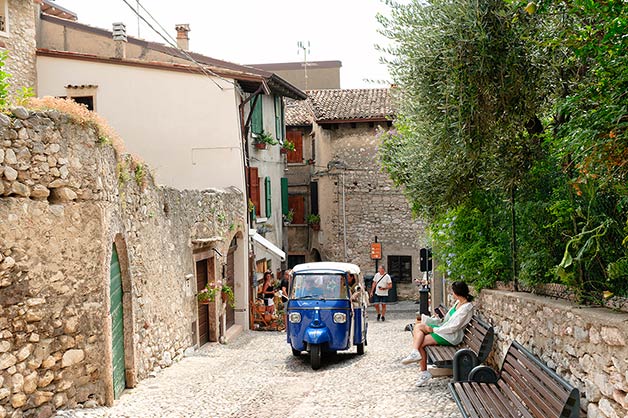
[112,22,127,59]
[175,24,190,50]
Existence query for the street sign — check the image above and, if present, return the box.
[370,243,382,260]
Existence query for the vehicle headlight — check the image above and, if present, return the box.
[289,312,302,323]
[333,312,347,324]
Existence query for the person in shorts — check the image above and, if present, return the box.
[400,281,474,387]
[370,266,392,321]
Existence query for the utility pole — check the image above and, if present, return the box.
[297,41,310,90]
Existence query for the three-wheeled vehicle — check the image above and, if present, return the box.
[286,262,369,369]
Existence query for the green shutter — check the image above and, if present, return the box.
[274,96,282,140]
[265,176,272,217]
[251,95,263,134]
[281,177,289,215]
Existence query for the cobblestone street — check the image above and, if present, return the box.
[55,302,459,418]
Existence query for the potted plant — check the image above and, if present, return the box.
[252,131,278,150]
[280,140,296,154]
[306,213,321,231]
[282,209,294,225]
[197,280,235,307]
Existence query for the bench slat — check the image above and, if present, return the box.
[463,382,494,417]
[503,347,568,415]
[495,379,535,418]
[452,382,482,418]
[508,345,570,405]
[501,363,558,418]
[470,382,511,418]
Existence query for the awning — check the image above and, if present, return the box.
[250,230,286,261]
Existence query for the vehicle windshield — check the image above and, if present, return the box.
[290,273,347,299]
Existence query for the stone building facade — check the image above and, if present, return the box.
[0,0,37,96]
[477,290,628,418]
[285,89,427,289]
[0,106,246,417]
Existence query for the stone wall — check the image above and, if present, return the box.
[2,1,37,96]
[0,107,246,417]
[477,290,628,418]
[315,123,426,278]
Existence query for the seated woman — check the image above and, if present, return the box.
[400,281,474,387]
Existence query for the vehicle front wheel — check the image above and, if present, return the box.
[291,347,301,357]
[310,344,322,370]
[357,343,365,355]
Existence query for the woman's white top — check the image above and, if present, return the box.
[420,301,474,345]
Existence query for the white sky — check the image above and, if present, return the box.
[53,0,394,89]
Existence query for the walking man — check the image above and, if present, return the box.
[370,266,392,321]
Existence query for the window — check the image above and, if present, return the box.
[388,255,413,283]
[288,254,306,269]
[288,195,305,224]
[264,177,271,217]
[0,0,8,34]
[251,95,263,135]
[71,96,94,111]
[286,130,303,163]
[274,96,285,140]
[247,167,261,216]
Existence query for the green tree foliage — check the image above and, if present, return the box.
[379,0,628,297]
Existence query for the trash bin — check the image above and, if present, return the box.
[387,276,398,303]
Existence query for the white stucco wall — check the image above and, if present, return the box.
[248,94,286,266]
[36,55,245,193]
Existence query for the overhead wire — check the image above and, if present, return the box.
[119,0,246,94]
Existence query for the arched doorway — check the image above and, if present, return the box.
[226,237,237,328]
[196,257,215,345]
[110,243,126,399]
[310,248,322,262]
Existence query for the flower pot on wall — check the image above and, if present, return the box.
[255,143,267,150]
[310,223,320,231]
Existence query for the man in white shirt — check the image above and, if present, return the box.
[370,266,392,321]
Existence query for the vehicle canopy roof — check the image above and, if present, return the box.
[292,262,361,276]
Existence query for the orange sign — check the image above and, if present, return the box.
[370,243,382,260]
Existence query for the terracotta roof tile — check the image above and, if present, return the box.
[285,88,395,126]
[308,88,394,122]
[285,98,314,126]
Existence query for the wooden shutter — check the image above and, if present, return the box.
[248,167,260,216]
[288,195,305,224]
[281,178,289,215]
[251,95,263,134]
[274,96,283,140]
[286,130,303,163]
[265,176,272,217]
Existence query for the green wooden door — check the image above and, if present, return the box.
[110,244,126,399]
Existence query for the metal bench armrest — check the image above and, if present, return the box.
[453,348,479,382]
[468,365,499,383]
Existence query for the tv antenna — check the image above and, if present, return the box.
[297,40,311,90]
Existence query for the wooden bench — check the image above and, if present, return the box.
[449,340,581,418]
[425,315,494,381]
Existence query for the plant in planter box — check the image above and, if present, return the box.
[252,130,277,149]
[281,140,296,154]
[282,209,294,225]
[306,213,321,230]
[197,280,235,307]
